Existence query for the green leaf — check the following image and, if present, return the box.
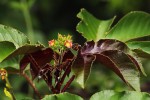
[0,57,20,69]
[0,42,43,63]
[0,41,16,62]
[42,92,83,100]
[106,11,150,42]
[0,41,43,70]
[4,88,13,100]
[127,41,150,58]
[90,90,150,100]
[77,8,115,41]
[0,24,29,48]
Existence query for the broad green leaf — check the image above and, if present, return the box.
[77,8,115,41]
[42,92,83,100]
[0,24,29,48]
[90,90,150,100]
[0,41,16,62]
[0,41,43,69]
[0,57,20,69]
[0,25,44,68]
[127,41,150,57]
[0,41,43,67]
[106,11,150,42]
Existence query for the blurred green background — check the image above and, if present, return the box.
[0,0,150,99]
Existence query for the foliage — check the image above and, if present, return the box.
[42,92,83,100]
[0,4,150,100]
[90,90,150,100]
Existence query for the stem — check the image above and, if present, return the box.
[55,61,71,92]
[61,75,75,92]
[7,70,42,99]
[20,0,34,43]
[21,73,42,99]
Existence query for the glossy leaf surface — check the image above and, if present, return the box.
[107,11,150,42]
[77,8,115,41]
[0,24,29,48]
[127,41,150,58]
[90,90,150,100]
[72,50,95,88]
[96,51,140,91]
[73,39,142,91]
[42,92,83,100]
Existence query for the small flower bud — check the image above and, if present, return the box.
[48,39,55,46]
[0,69,7,80]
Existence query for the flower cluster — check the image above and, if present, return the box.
[0,69,7,80]
[48,34,73,53]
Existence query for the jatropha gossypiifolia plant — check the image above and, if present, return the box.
[20,34,144,93]
[0,8,150,99]
[20,34,79,94]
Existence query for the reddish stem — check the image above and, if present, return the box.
[21,73,42,99]
[61,75,75,92]
[55,63,71,92]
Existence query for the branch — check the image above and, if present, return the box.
[61,75,75,92]
[20,73,42,99]
[55,62,71,92]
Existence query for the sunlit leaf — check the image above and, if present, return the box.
[0,25,44,70]
[0,41,16,63]
[77,8,115,41]
[0,24,29,48]
[4,88,13,100]
[127,41,150,58]
[90,90,150,100]
[42,92,83,100]
[0,42,43,64]
[107,11,150,42]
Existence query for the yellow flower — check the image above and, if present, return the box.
[64,40,72,48]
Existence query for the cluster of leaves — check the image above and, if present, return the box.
[0,8,150,99]
[76,9,150,91]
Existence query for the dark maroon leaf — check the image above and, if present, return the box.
[72,39,143,91]
[81,39,128,55]
[62,43,81,62]
[62,50,74,62]
[38,64,54,89]
[95,50,140,91]
[72,49,96,88]
[55,59,74,91]
[127,54,146,76]
[20,48,55,79]
[72,43,81,51]
[30,64,39,80]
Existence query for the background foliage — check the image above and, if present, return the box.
[0,0,150,99]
